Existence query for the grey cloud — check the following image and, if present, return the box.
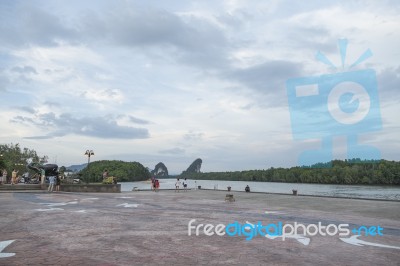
[377,67,400,104]
[103,8,224,50]
[159,148,185,155]
[128,115,151,125]
[12,112,149,139]
[13,106,35,113]
[227,60,303,91]
[1,3,229,69]
[11,113,58,128]
[10,116,36,124]
[11,66,37,75]
[0,4,78,47]
[184,131,204,141]
[81,5,229,69]
[216,10,253,30]
[58,113,149,139]
[286,25,336,54]
[224,60,304,107]
[38,112,57,126]
[0,71,9,91]
[44,101,60,107]
[24,135,54,140]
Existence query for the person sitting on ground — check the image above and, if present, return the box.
[245,185,250,192]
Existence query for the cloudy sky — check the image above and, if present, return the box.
[0,0,399,174]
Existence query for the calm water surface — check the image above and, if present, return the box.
[121,179,400,200]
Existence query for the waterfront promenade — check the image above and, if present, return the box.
[0,189,399,265]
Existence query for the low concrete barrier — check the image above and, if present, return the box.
[0,184,42,191]
[61,184,121,193]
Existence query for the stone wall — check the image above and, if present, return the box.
[61,184,121,193]
[0,184,42,191]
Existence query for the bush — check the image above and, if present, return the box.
[102,176,115,184]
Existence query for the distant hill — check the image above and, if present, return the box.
[150,162,169,177]
[79,160,150,182]
[181,158,202,175]
[178,159,400,185]
[66,163,87,172]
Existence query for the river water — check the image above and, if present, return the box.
[121,179,400,201]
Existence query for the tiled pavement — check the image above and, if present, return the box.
[0,190,399,265]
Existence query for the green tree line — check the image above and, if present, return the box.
[2,143,399,185]
[179,159,400,185]
[0,143,43,174]
[79,160,151,182]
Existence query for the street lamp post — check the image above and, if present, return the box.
[84,150,94,183]
[0,154,4,184]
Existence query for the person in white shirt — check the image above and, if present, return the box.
[175,178,181,192]
[48,176,55,192]
[0,169,6,185]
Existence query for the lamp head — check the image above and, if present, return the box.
[84,150,94,156]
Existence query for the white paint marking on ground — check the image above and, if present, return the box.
[116,196,134,199]
[340,235,400,250]
[81,198,99,201]
[116,203,139,208]
[40,201,78,207]
[265,233,310,246]
[40,202,67,207]
[35,208,64,212]
[74,210,87,213]
[265,211,284,214]
[246,221,310,246]
[0,240,16,258]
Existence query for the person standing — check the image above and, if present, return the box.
[183,178,188,192]
[151,176,155,191]
[175,178,181,192]
[102,169,109,180]
[0,169,4,185]
[55,176,61,192]
[3,169,8,184]
[40,168,45,184]
[11,169,18,185]
[48,176,55,192]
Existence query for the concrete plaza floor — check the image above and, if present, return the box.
[0,189,399,265]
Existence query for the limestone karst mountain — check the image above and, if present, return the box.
[151,162,169,177]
